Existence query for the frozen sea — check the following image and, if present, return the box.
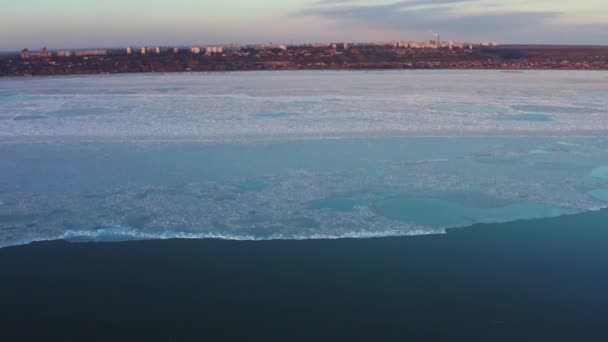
[1,70,608,248]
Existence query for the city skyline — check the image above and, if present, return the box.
[2,0,607,51]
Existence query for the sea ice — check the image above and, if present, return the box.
[1,70,608,248]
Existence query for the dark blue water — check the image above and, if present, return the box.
[1,209,608,341]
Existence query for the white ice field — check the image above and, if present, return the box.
[1,70,607,247]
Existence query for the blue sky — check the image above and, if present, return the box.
[1,0,607,50]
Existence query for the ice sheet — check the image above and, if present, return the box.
[1,70,608,248]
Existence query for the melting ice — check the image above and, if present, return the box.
[1,70,608,247]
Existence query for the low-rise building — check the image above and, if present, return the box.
[56,50,73,57]
[74,49,107,57]
[20,47,51,59]
[256,43,287,51]
[205,46,224,55]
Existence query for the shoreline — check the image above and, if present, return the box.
[4,44,606,78]
[2,66,608,79]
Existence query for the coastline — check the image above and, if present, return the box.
[2,209,608,341]
[2,66,608,79]
[3,45,607,78]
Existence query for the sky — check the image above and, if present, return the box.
[1,0,607,50]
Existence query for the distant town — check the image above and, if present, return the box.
[1,38,607,77]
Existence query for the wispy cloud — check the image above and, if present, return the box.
[297,0,561,38]
[314,0,473,5]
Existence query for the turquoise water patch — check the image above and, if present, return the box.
[373,165,385,179]
[437,191,512,209]
[589,189,608,202]
[47,107,113,118]
[373,197,560,228]
[590,167,608,179]
[556,141,579,147]
[251,112,295,119]
[497,114,552,122]
[529,149,551,154]
[13,115,47,121]
[474,155,520,165]
[238,179,268,192]
[293,100,316,106]
[215,194,237,202]
[155,87,185,93]
[0,95,38,103]
[309,198,360,212]
[467,184,483,193]
[105,90,138,95]
[433,104,508,114]
[374,198,467,226]
[532,161,587,173]
[512,104,592,114]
